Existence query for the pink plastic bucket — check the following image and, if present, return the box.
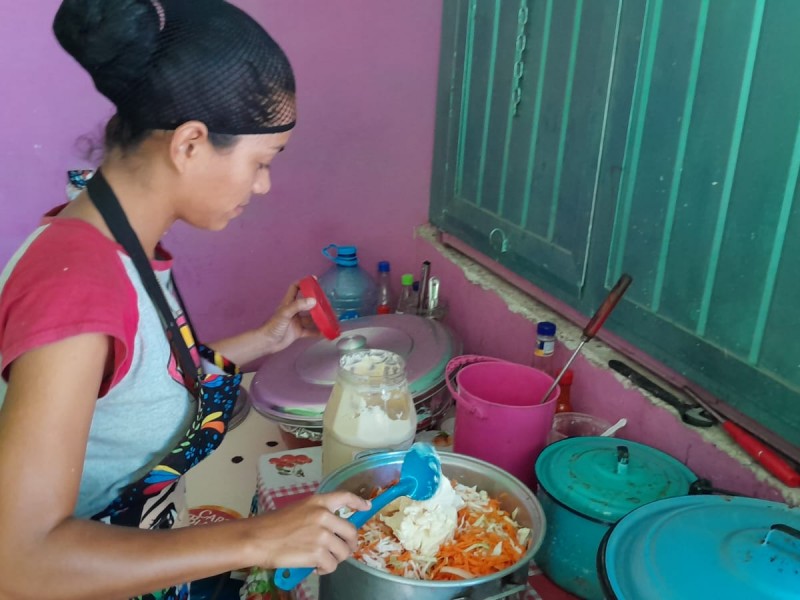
[446,355,559,489]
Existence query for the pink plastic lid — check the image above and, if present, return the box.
[298,275,340,340]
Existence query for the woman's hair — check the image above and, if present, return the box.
[53,0,296,151]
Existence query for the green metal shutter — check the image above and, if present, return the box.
[431,0,800,446]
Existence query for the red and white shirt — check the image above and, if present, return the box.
[0,214,195,518]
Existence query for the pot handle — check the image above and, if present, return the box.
[452,582,527,600]
[688,478,744,497]
[763,523,800,545]
[445,355,500,390]
[445,355,502,420]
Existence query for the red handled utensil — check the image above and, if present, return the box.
[538,274,633,404]
[682,387,800,488]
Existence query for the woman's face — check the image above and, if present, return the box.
[177,129,293,230]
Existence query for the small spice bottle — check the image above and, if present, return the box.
[556,369,574,413]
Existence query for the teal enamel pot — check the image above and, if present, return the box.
[597,494,800,599]
[533,437,696,600]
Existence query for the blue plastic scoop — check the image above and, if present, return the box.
[274,443,442,590]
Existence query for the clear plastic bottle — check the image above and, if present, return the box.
[376,260,393,315]
[322,349,417,476]
[317,244,379,320]
[395,273,417,315]
[532,321,557,376]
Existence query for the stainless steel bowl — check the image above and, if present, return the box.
[318,451,547,600]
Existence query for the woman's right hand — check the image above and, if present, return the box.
[247,491,371,575]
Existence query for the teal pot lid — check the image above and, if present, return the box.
[600,494,800,600]
[535,437,696,523]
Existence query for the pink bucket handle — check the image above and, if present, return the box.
[445,355,504,420]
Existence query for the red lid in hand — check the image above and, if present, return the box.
[298,275,340,340]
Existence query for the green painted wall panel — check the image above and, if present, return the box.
[548,0,620,275]
[455,1,497,205]
[475,0,521,216]
[705,1,800,359]
[430,0,800,446]
[500,0,553,228]
[659,1,753,332]
[522,0,582,239]
[760,186,800,384]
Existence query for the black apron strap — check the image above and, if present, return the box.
[86,169,201,393]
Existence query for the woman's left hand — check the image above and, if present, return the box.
[207,282,321,365]
[256,281,320,354]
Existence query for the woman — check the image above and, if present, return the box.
[0,1,369,598]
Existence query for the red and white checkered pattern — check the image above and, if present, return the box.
[256,480,318,512]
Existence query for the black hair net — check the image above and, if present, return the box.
[53,0,296,135]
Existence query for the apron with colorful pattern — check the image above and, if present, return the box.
[87,171,242,600]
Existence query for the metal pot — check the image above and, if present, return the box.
[250,315,461,447]
[317,450,546,600]
[228,385,251,431]
[597,494,800,599]
[533,437,696,600]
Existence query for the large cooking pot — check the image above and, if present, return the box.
[533,437,696,600]
[317,450,546,600]
[597,494,800,599]
[250,314,461,449]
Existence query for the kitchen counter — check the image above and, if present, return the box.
[185,374,577,600]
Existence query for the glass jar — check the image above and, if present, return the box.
[322,349,417,476]
[532,321,557,376]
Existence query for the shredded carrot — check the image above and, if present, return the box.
[353,480,531,581]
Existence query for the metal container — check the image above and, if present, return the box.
[228,385,251,431]
[597,494,800,599]
[533,437,696,600]
[250,315,460,448]
[317,450,546,600]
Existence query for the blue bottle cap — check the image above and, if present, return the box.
[322,244,359,267]
[378,260,390,273]
[537,321,556,336]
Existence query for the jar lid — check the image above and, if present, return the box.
[298,275,341,340]
[535,437,695,523]
[600,495,800,599]
[250,314,460,424]
[537,321,556,336]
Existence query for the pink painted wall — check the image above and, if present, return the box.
[0,0,442,343]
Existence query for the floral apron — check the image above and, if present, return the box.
[87,171,242,600]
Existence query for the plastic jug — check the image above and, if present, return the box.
[321,349,417,476]
[318,244,379,320]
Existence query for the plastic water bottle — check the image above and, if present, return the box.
[317,244,379,321]
[376,261,393,315]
